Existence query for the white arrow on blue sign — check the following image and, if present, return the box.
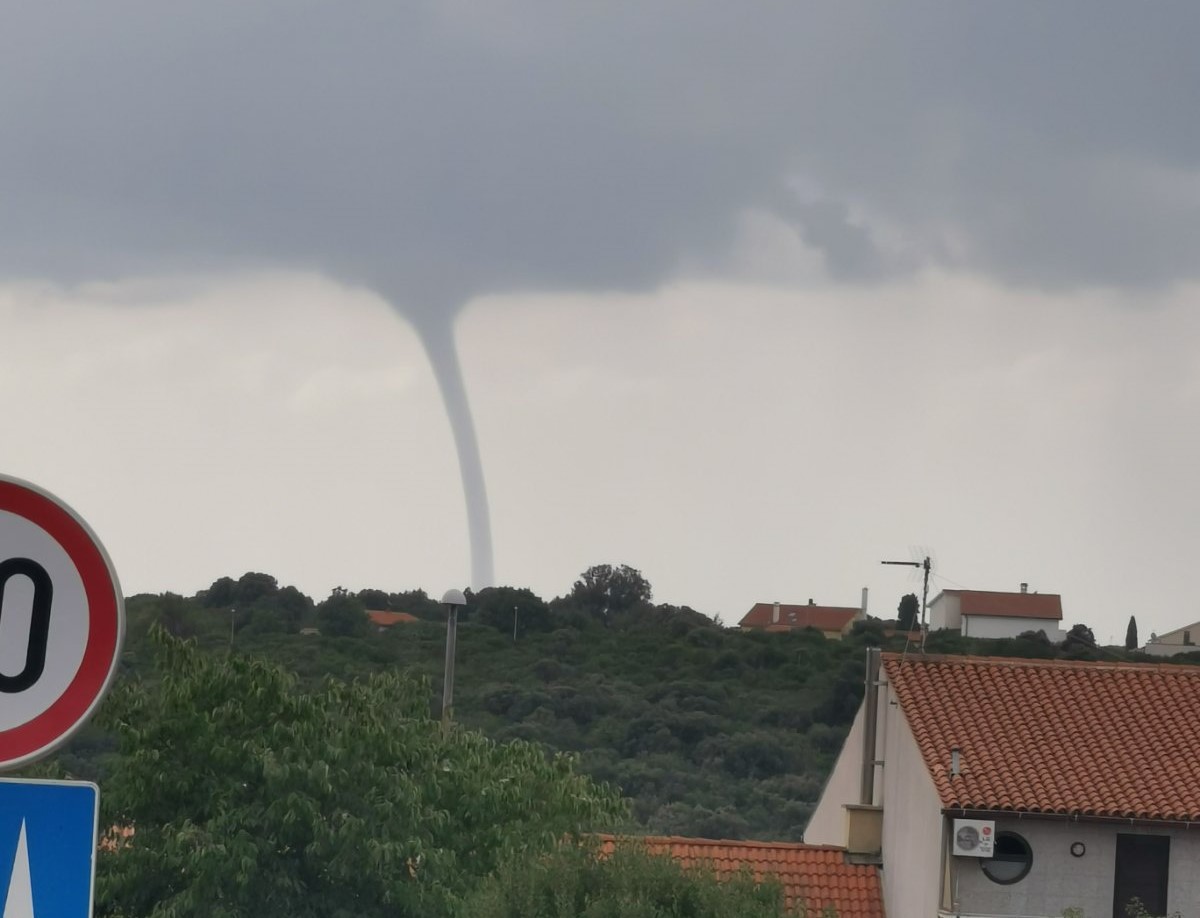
[0,779,98,918]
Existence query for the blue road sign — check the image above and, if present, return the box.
[0,779,98,918]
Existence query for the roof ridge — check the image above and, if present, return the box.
[598,834,849,851]
[943,588,1062,598]
[752,602,861,610]
[880,652,1200,673]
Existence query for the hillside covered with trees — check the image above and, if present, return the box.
[58,564,1154,844]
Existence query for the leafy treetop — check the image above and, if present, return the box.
[97,631,624,918]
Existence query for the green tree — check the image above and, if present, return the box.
[1125,615,1139,650]
[567,565,653,626]
[196,573,311,638]
[200,576,237,608]
[390,588,443,620]
[896,594,919,632]
[460,839,804,918]
[233,571,279,605]
[125,592,225,648]
[475,586,553,636]
[1062,622,1097,655]
[355,588,392,610]
[97,633,624,918]
[316,588,370,637]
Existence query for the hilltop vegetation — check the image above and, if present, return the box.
[60,565,1163,843]
[96,635,626,918]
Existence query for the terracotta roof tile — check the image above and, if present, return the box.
[884,653,1200,820]
[366,610,419,627]
[599,835,884,917]
[940,589,1063,620]
[740,603,860,632]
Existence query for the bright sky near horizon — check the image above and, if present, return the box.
[3,3,1199,644]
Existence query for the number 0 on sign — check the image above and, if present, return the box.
[0,477,124,771]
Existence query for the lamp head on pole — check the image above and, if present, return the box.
[440,588,467,610]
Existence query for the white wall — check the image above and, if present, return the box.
[929,593,961,631]
[1144,623,1200,656]
[953,817,1200,918]
[805,699,867,845]
[1142,640,1199,657]
[879,683,945,917]
[808,666,947,916]
[962,614,1062,640]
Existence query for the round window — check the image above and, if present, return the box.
[980,832,1033,884]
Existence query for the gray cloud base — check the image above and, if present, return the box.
[3,1,1199,306]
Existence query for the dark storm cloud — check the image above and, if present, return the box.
[3,1,1199,301]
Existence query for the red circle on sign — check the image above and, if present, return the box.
[0,477,123,770]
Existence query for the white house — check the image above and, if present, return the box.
[928,585,1065,640]
[1142,620,1200,657]
[806,651,1200,917]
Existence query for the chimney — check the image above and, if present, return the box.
[861,587,869,618]
[808,598,815,606]
[772,601,780,624]
[1020,582,1028,594]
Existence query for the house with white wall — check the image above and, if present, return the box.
[928,585,1065,640]
[1142,620,1200,657]
[806,651,1200,917]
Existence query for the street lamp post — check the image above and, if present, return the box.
[440,588,467,728]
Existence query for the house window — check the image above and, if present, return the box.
[1114,834,1169,918]
[980,832,1033,884]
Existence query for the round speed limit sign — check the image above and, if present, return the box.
[0,476,124,771]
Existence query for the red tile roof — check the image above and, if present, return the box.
[739,602,860,632]
[599,836,884,917]
[940,589,1063,621]
[884,653,1200,820]
[366,610,419,627]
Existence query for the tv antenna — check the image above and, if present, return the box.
[881,553,933,649]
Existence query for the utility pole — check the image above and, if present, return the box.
[440,589,467,729]
[881,555,932,649]
[513,605,519,643]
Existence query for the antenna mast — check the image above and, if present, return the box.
[881,555,932,649]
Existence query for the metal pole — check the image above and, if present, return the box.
[513,605,518,643]
[441,606,458,727]
[860,647,881,805]
[920,556,931,650]
[881,556,933,649]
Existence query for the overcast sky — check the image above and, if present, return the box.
[3,2,1198,642]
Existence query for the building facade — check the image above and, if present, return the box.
[927,586,1065,640]
[1142,620,1200,657]
[807,652,1200,917]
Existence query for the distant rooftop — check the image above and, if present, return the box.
[739,601,860,632]
[937,588,1063,621]
[598,835,884,918]
[366,610,419,628]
